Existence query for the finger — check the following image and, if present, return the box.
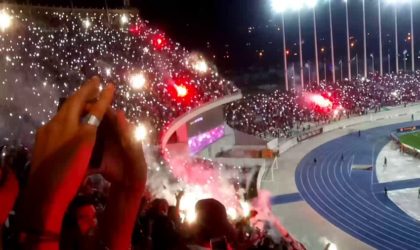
[116,111,131,143]
[116,112,145,165]
[116,111,142,148]
[116,111,146,164]
[62,77,102,121]
[82,84,115,129]
[103,108,118,127]
[31,126,48,172]
[116,111,134,142]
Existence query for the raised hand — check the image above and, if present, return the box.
[20,77,115,235]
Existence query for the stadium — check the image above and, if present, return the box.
[1,0,420,249]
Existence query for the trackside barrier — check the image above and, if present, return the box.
[390,125,420,157]
[267,103,420,153]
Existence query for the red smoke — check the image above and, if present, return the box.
[309,94,333,108]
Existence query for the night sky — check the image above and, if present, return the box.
[12,0,419,76]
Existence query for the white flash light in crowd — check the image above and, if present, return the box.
[240,201,251,217]
[0,10,12,31]
[193,60,208,73]
[83,18,91,28]
[134,124,147,141]
[129,73,146,90]
[120,14,129,25]
[227,207,238,220]
[105,67,112,77]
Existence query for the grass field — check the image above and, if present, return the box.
[399,132,420,150]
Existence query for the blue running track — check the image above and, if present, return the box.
[295,122,420,250]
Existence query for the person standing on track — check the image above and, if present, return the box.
[358,130,361,137]
[384,157,387,167]
[314,158,317,165]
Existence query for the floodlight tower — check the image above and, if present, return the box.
[362,0,367,77]
[271,0,289,90]
[410,0,415,72]
[298,10,304,88]
[345,0,352,79]
[329,0,336,82]
[272,0,306,89]
[378,0,384,76]
[308,0,320,85]
[385,0,414,74]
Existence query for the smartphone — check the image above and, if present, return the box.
[210,237,228,250]
[57,97,104,169]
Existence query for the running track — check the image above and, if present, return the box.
[295,122,420,250]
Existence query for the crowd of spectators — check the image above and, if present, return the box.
[0,6,238,146]
[3,4,420,250]
[226,73,420,139]
[0,6,306,250]
[0,79,305,250]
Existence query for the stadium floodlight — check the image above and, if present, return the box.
[0,10,12,32]
[384,0,411,4]
[306,0,318,9]
[271,0,288,13]
[290,0,305,11]
[271,0,321,90]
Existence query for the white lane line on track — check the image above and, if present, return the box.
[302,144,420,249]
[312,150,401,249]
[367,141,420,222]
[322,135,420,228]
[297,150,391,250]
[295,124,420,249]
[334,143,420,232]
[328,149,420,247]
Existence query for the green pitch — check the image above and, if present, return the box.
[399,132,420,150]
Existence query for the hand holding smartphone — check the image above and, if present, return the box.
[58,97,105,169]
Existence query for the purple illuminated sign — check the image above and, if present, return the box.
[188,125,225,154]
